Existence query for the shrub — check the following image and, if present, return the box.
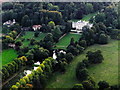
[72,84,84,90]
[10,85,18,90]
[98,34,109,44]
[82,80,95,89]
[98,81,109,89]
[82,59,90,67]
[65,53,74,63]
[25,84,33,88]
[60,61,68,72]
[19,78,26,86]
[76,68,89,81]
[86,50,104,64]
[79,40,87,48]
[34,32,39,37]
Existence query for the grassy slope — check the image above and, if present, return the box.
[70,12,98,22]
[46,40,118,88]
[18,31,47,47]
[88,40,118,86]
[1,49,18,66]
[55,33,81,49]
[81,12,98,21]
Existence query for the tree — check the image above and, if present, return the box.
[42,33,54,50]
[86,50,104,64]
[15,40,22,46]
[2,67,9,81]
[21,15,31,27]
[98,81,109,89]
[19,78,26,86]
[85,3,93,14]
[32,75,42,89]
[95,13,105,23]
[76,68,89,81]
[118,2,120,29]
[48,21,55,29]
[10,85,18,90]
[82,80,95,89]
[5,35,14,43]
[34,32,39,37]
[70,37,75,46]
[44,33,53,42]
[2,2,13,10]
[30,38,36,45]
[79,40,87,48]
[76,62,86,70]
[25,84,33,89]
[52,25,62,42]
[65,21,72,33]
[99,34,108,44]
[82,59,90,68]
[65,53,74,63]
[60,61,67,72]
[67,45,79,56]
[76,45,84,54]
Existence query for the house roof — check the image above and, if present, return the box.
[32,25,42,28]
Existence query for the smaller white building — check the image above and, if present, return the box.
[24,70,32,76]
[53,50,57,59]
[3,19,16,27]
[32,25,42,31]
[34,61,40,66]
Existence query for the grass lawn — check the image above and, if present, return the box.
[18,31,47,47]
[0,49,18,66]
[70,12,98,22]
[55,33,81,49]
[46,40,118,88]
[88,40,118,86]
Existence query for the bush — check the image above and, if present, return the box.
[34,32,39,37]
[86,50,104,64]
[76,62,86,71]
[76,45,84,54]
[76,68,89,81]
[82,59,90,67]
[15,40,22,46]
[110,85,119,90]
[19,78,26,86]
[82,80,95,89]
[65,53,74,63]
[10,85,18,90]
[72,84,84,90]
[98,81,109,89]
[79,40,87,48]
[60,61,68,72]
[98,34,109,44]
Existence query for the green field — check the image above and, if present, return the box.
[0,49,18,66]
[70,12,98,22]
[46,40,118,88]
[55,33,81,49]
[18,31,47,47]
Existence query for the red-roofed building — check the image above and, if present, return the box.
[32,25,42,31]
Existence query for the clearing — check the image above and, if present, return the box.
[1,49,18,66]
[17,31,47,47]
[55,33,81,49]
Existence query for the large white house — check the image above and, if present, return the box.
[71,20,93,33]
